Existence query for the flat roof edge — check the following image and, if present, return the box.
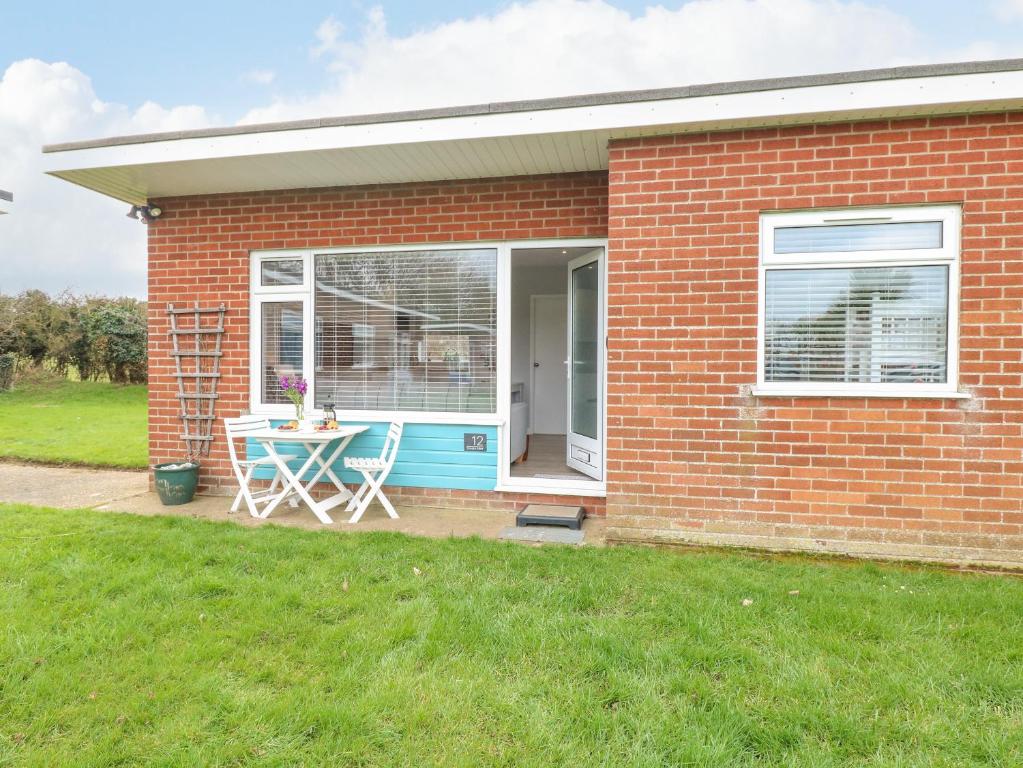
[42,58,1023,154]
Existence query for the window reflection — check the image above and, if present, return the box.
[313,249,497,413]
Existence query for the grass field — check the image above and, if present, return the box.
[0,379,147,468]
[0,505,1020,766]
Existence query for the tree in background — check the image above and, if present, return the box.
[83,300,147,383]
[5,290,58,366]
[0,291,147,384]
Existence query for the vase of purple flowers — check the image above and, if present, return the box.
[279,375,310,427]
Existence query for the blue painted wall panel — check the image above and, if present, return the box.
[249,421,497,491]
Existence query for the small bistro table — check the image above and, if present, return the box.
[247,424,369,524]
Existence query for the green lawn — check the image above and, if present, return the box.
[0,506,1020,766]
[0,380,147,468]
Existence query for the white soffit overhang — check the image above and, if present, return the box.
[42,59,1023,205]
[0,189,11,215]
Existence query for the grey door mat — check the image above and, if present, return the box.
[499,526,585,545]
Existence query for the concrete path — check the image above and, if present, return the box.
[0,462,605,544]
[0,462,148,509]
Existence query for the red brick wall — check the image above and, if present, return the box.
[605,114,1023,566]
[148,172,608,516]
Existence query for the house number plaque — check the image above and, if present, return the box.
[464,433,487,452]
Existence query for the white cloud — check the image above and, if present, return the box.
[311,16,346,59]
[994,0,1023,20]
[243,0,930,123]
[242,69,276,86]
[0,59,212,297]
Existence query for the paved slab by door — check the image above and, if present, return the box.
[499,526,586,545]
[0,461,606,545]
[0,462,148,509]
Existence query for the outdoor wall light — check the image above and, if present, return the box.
[126,204,163,223]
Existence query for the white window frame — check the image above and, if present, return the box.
[755,204,968,399]
[251,242,506,425]
[250,250,311,412]
[255,253,310,293]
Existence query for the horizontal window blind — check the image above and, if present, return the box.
[764,266,948,384]
[313,249,497,413]
[260,301,304,403]
[774,221,942,254]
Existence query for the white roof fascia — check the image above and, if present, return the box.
[40,62,1023,204]
[45,69,1023,170]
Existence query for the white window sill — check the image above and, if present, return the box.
[249,406,505,426]
[750,386,972,400]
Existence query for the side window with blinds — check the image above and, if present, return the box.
[312,249,497,414]
[759,207,959,395]
[260,301,304,404]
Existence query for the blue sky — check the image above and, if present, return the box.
[1,1,532,119]
[2,0,1023,297]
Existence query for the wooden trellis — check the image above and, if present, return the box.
[168,303,226,457]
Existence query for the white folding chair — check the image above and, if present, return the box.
[343,421,403,523]
[224,416,288,517]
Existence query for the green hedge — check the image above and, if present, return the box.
[0,291,147,383]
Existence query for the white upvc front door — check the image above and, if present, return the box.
[565,250,603,480]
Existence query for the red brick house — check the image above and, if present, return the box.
[45,60,1023,567]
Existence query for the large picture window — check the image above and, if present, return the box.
[252,247,497,415]
[313,248,497,413]
[758,206,961,397]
